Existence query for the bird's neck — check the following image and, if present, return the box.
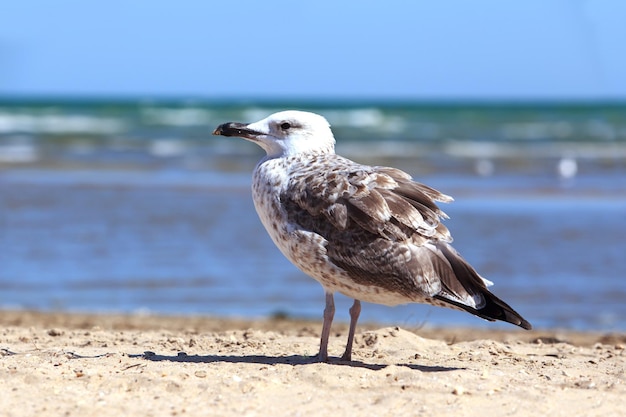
[261,148,335,163]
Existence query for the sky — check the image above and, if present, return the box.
[1,0,625,100]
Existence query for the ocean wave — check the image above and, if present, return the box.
[500,120,624,141]
[0,140,38,163]
[0,111,126,135]
[148,139,189,157]
[339,140,626,160]
[1,101,625,175]
[141,107,214,126]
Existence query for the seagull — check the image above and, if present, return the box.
[213,110,531,362]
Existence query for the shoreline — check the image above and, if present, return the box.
[2,310,625,416]
[1,309,624,346]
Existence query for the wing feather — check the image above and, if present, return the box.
[283,156,451,244]
[281,155,454,297]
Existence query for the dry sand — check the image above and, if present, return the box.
[1,310,625,417]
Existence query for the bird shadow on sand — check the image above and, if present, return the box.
[130,351,464,372]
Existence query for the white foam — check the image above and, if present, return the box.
[585,120,617,141]
[323,109,394,130]
[149,139,187,157]
[500,121,574,141]
[0,112,126,134]
[142,107,212,126]
[0,142,38,163]
[475,159,495,177]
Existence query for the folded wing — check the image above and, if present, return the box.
[282,155,531,329]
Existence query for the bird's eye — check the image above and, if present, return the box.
[280,122,291,130]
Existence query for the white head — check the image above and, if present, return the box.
[213,110,336,158]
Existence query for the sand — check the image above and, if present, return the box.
[1,311,625,417]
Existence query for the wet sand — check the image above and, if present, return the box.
[1,310,625,416]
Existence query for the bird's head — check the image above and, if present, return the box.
[213,110,336,158]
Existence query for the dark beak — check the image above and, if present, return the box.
[212,122,262,139]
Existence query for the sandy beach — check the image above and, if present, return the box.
[1,311,624,417]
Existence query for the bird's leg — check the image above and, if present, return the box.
[317,292,335,362]
[340,299,361,361]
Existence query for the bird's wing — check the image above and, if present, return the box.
[283,157,453,244]
[281,156,464,298]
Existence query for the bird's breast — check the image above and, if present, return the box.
[251,159,291,247]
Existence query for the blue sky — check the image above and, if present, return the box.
[1,0,625,100]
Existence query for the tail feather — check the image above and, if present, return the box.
[432,242,532,330]
[434,292,532,330]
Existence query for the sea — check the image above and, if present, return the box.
[1,99,625,331]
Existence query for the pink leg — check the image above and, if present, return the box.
[317,292,335,362]
[341,299,361,361]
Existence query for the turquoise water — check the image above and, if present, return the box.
[1,99,625,330]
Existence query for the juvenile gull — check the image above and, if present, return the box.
[213,111,531,362]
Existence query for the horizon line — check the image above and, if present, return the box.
[1,94,626,108]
